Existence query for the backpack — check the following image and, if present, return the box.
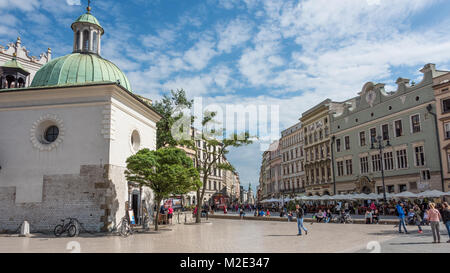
[395,207,399,216]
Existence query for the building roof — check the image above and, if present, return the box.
[71,11,104,34]
[2,56,29,74]
[30,53,132,91]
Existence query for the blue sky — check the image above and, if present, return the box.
[2,0,450,193]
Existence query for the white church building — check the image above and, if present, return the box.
[0,6,161,232]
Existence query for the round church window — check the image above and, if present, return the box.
[131,130,141,152]
[44,126,59,143]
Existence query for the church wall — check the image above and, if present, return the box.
[0,93,114,232]
[107,97,157,215]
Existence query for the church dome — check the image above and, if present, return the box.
[30,4,131,91]
[30,53,132,91]
[71,13,104,34]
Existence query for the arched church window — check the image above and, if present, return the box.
[83,30,90,51]
[6,75,15,88]
[18,77,25,88]
[92,31,98,53]
[44,126,59,143]
[76,31,80,51]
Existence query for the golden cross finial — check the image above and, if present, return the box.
[87,0,92,13]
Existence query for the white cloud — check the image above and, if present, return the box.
[217,18,252,53]
[184,39,217,70]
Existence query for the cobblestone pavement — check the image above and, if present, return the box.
[0,219,448,253]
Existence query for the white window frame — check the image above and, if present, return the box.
[410,113,421,134]
[393,119,403,138]
[413,145,426,167]
[380,123,390,141]
[444,122,450,140]
[396,148,409,169]
[344,135,351,150]
[359,131,366,147]
[369,127,377,144]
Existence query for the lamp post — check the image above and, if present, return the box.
[371,135,390,204]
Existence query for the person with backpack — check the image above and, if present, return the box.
[295,204,308,236]
[396,201,408,234]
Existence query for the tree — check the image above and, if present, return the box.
[186,111,253,223]
[125,147,200,231]
[153,90,252,223]
[153,89,193,149]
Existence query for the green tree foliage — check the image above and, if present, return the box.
[153,89,193,149]
[125,147,200,230]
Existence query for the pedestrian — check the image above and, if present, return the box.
[372,209,379,224]
[168,205,174,225]
[239,206,245,219]
[427,202,442,243]
[365,209,372,224]
[442,202,450,243]
[295,204,308,236]
[396,202,408,234]
[413,205,423,234]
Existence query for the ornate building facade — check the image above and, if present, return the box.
[280,122,305,197]
[432,71,450,192]
[331,64,448,195]
[0,37,51,88]
[301,100,335,196]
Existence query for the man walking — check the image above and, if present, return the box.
[396,202,408,234]
[295,204,308,236]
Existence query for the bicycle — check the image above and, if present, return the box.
[54,218,79,237]
[117,216,134,237]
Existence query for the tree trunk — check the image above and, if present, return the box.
[196,189,201,223]
[155,197,161,231]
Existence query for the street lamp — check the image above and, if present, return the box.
[370,135,391,204]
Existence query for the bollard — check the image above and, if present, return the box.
[19,221,30,237]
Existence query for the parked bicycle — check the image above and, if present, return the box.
[117,216,134,237]
[332,212,353,224]
[54,218,79,237]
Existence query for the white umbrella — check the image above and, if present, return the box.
[330,194,346,200]
[366,193,379,200]
[320,195,331,200]
[394,191,417,199]
[342,194,357,200]
[417,190,446,198]
[353,193,369,200]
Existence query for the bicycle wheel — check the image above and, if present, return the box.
[67,224,78,237]
[119,219,131,237]
[54,225,64,237]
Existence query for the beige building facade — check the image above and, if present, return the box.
[433,72,450,192]
[280,122,305,197]
[301,100,335,196]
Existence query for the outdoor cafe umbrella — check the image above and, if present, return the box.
[417,190,446,198]
[393,191,418,199]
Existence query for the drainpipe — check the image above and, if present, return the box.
[427,104,445,192]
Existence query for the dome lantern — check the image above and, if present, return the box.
[71,1,104,55]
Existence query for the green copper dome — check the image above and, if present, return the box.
[72,13,104,34]
[30,53,132,91]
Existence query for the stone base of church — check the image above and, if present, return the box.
[0,164,129,233]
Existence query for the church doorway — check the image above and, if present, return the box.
[131,192,140,225]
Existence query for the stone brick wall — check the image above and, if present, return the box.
[0,164,125,233]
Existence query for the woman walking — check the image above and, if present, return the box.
[427,203,442,243]
[442,202,450,243]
